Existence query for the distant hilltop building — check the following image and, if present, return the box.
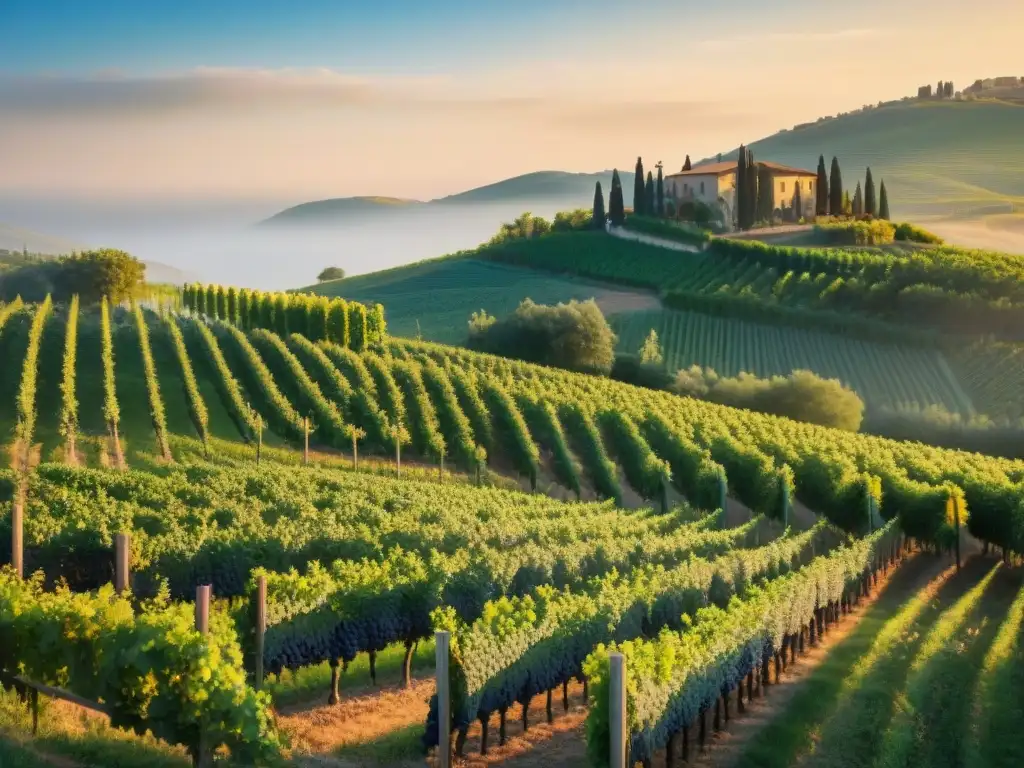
[664,160,817,224]
[965,76,1023,93]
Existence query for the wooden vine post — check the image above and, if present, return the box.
[11,480,24,579]
[195,584,213,768]
[435,630,451,768]
[254,575,267,689]
[718,470,727,516]
[254,411,263,467]
[782,481,790,529]
[609,652,626,768]
[114,533,131,594]
[953,493,962,571]
[351,427,365,472]
[303,416,310,466]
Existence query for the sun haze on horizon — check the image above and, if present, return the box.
[2,0,1022,204]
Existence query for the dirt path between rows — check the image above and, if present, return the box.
[673,551,953,768]
[456,550,951,768]
[608,225,703,253]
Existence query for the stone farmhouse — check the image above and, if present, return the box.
[664,160,818,226]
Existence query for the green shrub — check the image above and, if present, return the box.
[895,222,944,244]
[814,217,895,245]
[467,298,617,376]
[673,365,865,431]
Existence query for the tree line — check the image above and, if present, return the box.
[180,283,386,352]
[591,153,892,233]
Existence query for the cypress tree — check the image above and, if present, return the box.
[656,163,665,217]
[842,190,852,216]
[609,169,626,226]
[816,155,829,216]
[879,180,891,220]
[864,167,877,217]
[735,145,747,229]
[746,149,758,229]
[645,172,655,216]
[683,155,692,171]
[829,157,844,217]
[853,182,864,217]
[633,157,646,215]
[592,181,606,229]
[793,182,803,222]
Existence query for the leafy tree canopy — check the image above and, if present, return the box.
[0,248,145,304]
[317,266,346,282]
[467,298,617,375]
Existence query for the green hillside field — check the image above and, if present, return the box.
[723,100,1024,222]
[304,229,1024,420]
[4,291,1024,767]
[306,256,658,345]
[612,307,973,416]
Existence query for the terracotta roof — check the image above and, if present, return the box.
[665,161,736,178]
[666,160,817,178]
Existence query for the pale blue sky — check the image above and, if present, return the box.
[2,0,1021,201]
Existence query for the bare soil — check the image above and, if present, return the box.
[279,679,434,758]
[590,289,661,316]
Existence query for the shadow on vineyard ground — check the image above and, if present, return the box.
[0,690,190,768]
[734,551,979,768]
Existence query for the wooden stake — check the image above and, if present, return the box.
[303,416,310,466]
[114,533,130,594]
[11,484,24,579]
[195,585,211,635]
[609,653,626,768]
[255,575,266,689]
[435,630,451,768]
[195,584,212,768]
[954,495,962,571]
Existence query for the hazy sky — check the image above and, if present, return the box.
[2,0,1022,204]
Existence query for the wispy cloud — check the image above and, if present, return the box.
[696,27,889,51]
[0,68,464,116]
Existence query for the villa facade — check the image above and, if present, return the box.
[664,160,818,224]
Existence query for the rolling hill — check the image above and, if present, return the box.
[258,195,423,226]
[259,170,637,226]
[262,100,1024,250]
[717,100,1024,220]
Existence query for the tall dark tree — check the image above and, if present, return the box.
[792,182,803,222]
[655,163,665,217]
[878,180,891,220]
[645,172,655,216]
[746,149,758,229]
[683,155,692,171]
[608,169,625,226]
[852,182,864,217]
[735,145,748,229]
[816,155,829,216]
[829,157,844,217]
[864,167,877,217]
[633,157,646,215]
[756,164,774,223]
[592,181,606,229]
